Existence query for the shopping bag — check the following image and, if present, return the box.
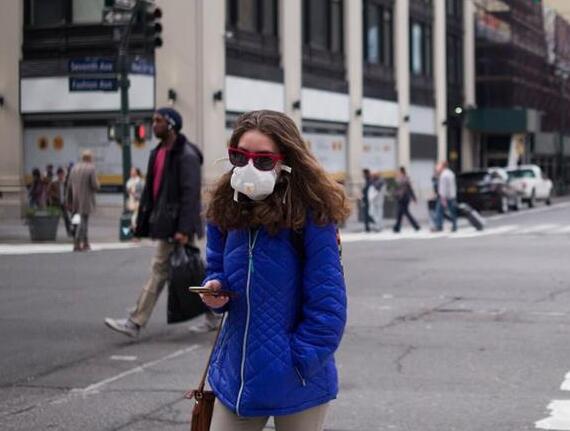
[167,244,207,324]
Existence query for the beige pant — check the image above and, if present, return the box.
[130,240,174,327]
[210,400,329,431]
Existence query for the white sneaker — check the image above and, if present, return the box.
[104,318,140,338]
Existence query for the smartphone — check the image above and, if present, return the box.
[188,286,236,298]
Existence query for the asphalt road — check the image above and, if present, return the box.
[1,202,570,430]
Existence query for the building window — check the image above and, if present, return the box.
[446,0,462,19]
[410,20,432,76]
[73,0,105,23]
[447,34,463,85]
[304,0,344,53]
[363,1,393,67]
[29,0,68,26]
[227,0,278,36]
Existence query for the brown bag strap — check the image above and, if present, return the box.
[186,313,225,399]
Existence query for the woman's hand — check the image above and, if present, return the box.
[200,279,230,309]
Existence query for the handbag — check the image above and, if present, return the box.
[167,244,207,324]
[185,315,224,431]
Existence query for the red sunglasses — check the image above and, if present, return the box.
[228,147,284,171]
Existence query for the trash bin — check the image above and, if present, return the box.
[119,212,133,241]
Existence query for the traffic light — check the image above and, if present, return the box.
[134,122,149,146]
[142,1,163,49]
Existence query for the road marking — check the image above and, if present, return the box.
[557,226,570,234]
[487,201,570,223]
[0,242,143,256]
[75,345,200,395]
[536,400,570,430]
[446,225,519,239]
[110,355,138,361]
[515,224,558,235]
[48,344,200,407]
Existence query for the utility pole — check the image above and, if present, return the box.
[104,0,162,239]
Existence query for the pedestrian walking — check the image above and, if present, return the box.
[126,167,144,230]
[45,164,54,182]
[104,107,206,338]
[367,173,385,232]
[28,168,47,209]
[67,150,100,251]
[393,166,420,233]
[196,110,349,431]
[434,161,458,232]
[361,169,374,232]
[47,166,72,236]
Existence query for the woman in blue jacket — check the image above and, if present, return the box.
[200,110,350,431]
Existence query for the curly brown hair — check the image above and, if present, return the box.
[206,110,351,234]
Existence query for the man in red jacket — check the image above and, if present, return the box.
[104,108,205,337]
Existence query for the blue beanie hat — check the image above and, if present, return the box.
[156,107,183,132]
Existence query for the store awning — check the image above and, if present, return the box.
[466,108,541,134]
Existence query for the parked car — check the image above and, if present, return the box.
[457,168,522,213]
[507,164,553,207]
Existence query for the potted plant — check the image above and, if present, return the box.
[26,206,61,242]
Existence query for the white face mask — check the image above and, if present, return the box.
[230,160,291,201]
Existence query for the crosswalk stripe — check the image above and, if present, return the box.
[536,400,570,430]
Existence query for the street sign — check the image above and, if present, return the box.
[130,58,155,75]
[69,78,118,92]
[113,0,136,10]
[102,7,133,25]
[69,58,116,74]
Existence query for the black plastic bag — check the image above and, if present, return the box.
[167,244,207,324]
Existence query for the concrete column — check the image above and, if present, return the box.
[434,0,448,163]
[0,0,24,217]
[462,0,476,170]
[156,0,198,142]
[196,0,226,188]
[157,0,226,189]
[281,0,302,126]
[395,0,411,169]
[345,0,363,197]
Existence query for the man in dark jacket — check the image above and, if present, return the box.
[104,107,203,337]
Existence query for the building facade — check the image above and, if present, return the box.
[0,0,476,216]
[469,0,570,192]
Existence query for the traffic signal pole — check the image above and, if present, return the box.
[117,1,141,209]
[116,0,140,240]
[108,0,161,239]
[119,45,132,207]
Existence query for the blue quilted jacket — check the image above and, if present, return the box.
[203,218,347,417]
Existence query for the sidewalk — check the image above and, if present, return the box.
[0,193,435,244]
[0,194,124,244]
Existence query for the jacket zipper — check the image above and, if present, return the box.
[295,367,307,387]
[236,228,259,416]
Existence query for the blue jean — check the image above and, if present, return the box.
[435,198,457,231]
